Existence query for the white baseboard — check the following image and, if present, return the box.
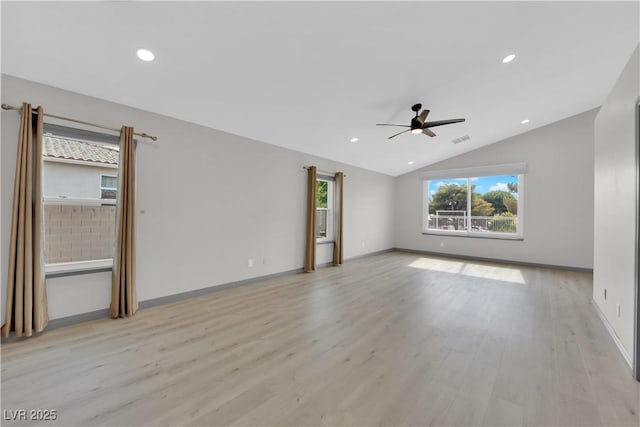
[593,302,633,369]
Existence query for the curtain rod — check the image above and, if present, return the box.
[1,103,158,141]
[303,166,347,177]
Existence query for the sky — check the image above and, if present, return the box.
[428,175,518,199]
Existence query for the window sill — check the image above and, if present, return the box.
[316,240,335,245]
[45,259,113,278]
[422,230,524,241]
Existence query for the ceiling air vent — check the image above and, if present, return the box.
[452,135,470,144]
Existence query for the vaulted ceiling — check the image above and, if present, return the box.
[2,1,638,176]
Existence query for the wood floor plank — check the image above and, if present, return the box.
[1,251,638,426]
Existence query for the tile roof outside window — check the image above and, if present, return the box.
[43,135,119,165]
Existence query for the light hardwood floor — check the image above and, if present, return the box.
[1,252,638,426]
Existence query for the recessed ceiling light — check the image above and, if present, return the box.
[408,161,415,165]
[521,119,530,124]
[350,137,359,143]
[136,49,155,62]
[502,53,516,64]
[411,129,423,134]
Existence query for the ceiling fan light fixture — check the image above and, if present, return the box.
[377,104,465,140]
[502,53,516,64]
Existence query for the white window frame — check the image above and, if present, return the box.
[421,168,525,240]
[45,259,113,276]
[42,123,123,276]
[316,177,334,243]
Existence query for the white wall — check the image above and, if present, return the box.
[593,45,639,363]
[1,75,395,321]
[395,109,596,269]
[43,160,116,199]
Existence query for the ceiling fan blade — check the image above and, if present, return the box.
[423,118,466,128]
[422,128,436,137]
[387,129,411,140]
[376,123,410,127]
[418,109,430,122]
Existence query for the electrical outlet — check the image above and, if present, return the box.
[248,259,253,268]
[262,256,266,265]
[440,241,444,247]
[617,304,621,317]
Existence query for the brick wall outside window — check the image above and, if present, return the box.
[44,205,116,264]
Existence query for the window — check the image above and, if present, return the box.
[423,167,524,239]
[316,178,334,241]
[100,175,118,200]
[42,124,120,273]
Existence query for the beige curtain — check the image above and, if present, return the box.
[304,166,317,272]
[333,172,344,265]
[1,103,48,338]
[110,126,138,318]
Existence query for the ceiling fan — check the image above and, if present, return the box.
[376,104,466,139]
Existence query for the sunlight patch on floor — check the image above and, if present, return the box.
[408,258,464,274]
[460,263,526,284]
[408,257,526,285]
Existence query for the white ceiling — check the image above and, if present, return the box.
[2,1,638,176]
